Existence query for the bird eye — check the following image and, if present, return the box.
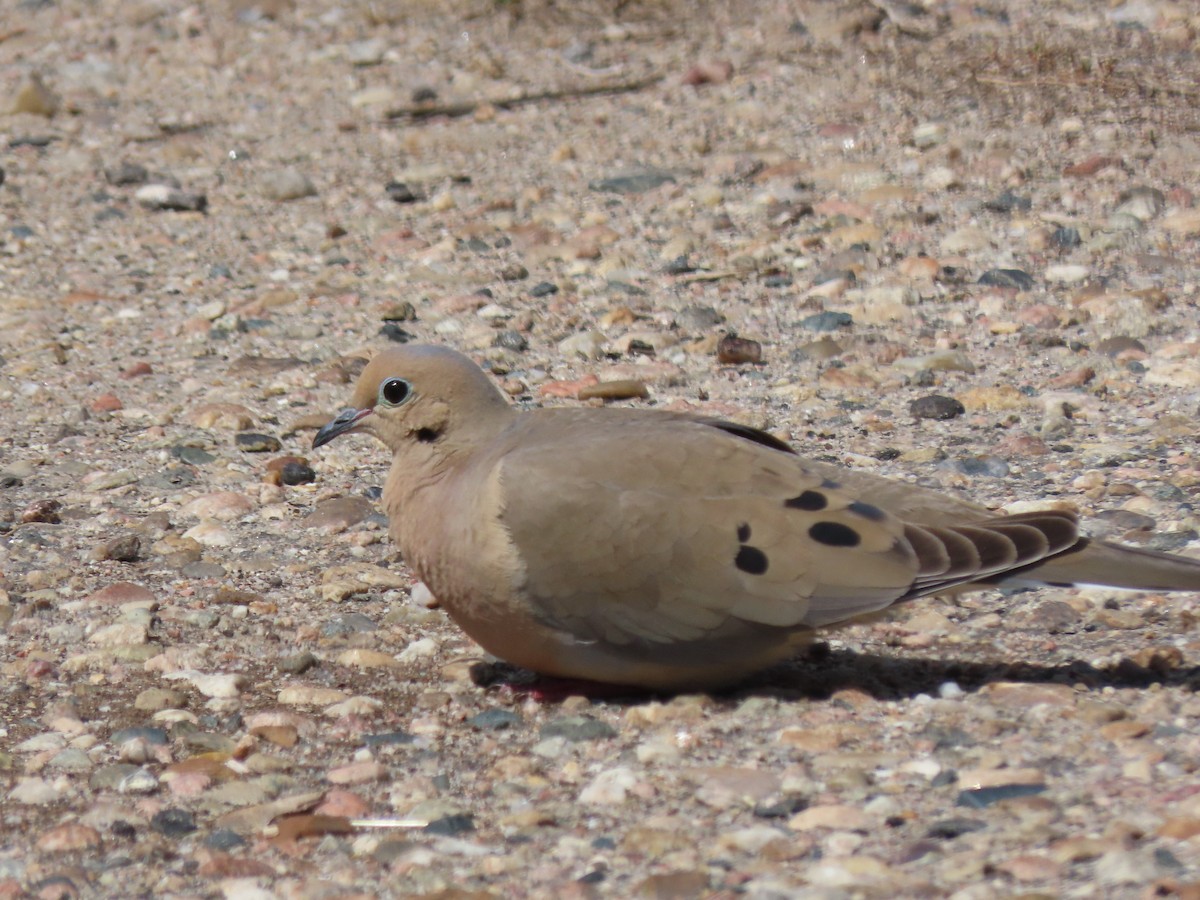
[380,378,411,406]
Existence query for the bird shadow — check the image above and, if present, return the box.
[478,644,1199,705]
[742,643,1200,703]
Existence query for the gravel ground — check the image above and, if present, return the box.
[3,0,1200,897]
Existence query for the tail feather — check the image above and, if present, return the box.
[1004,538,1200,592]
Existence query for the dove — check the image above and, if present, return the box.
[312,344,1200,690]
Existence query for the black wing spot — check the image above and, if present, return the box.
[735,545,769,575]
[809,521,861,548]
[737,522,751,542]
[848,500,885,522]
[785,490,827,511]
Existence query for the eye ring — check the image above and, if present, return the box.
[379,377,412,406]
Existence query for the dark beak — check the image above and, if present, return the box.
[312,407,373,449]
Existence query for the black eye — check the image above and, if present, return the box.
[380,378,411,405]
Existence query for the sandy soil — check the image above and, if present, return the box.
[3,0,1200,896]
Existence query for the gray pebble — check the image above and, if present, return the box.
[322,612,377,637]
[151,808,197,838]
[468,709,522,731]
[493,330,528,352]
[540,715,617,742]
[589,169,676,194]
[105,162,149,185]
[259,169,317,201]
[112,727,169,746]
[800,311,853,332]
[278,651,319,674]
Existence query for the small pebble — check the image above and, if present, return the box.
[800,311,853,332]
[577,379,648,401]
[385,181,420,203]
[135,184,207,212]
[260,169,317,201]
[589,169,677,194]
[909,395,965,420]
[150,808,197,838]
[717,335,763,365]
[235,432,282,453]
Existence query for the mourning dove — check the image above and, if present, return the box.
[313,345,1200,690]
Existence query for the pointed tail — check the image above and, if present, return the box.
[1007,538,1200,592]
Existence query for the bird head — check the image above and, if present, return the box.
[312,344,510,454]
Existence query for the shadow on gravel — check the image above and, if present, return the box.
[475,643,1199,704]
[747,643,1200,702]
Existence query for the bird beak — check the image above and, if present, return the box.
[313,407,373,449]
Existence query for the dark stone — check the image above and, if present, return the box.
[588,169,677,194]
[385,181,419,203]
[800,311,853,332]
[8,135,55,148]
[909,395,965,420]
[235,432,282,453]
[412,86,438,103]
[1155,848,1183,870]
[151,808,198,837]
[279,462,316,485]
[762,274,793,288]
[205,829,247,850]
[500,263,528,281]
[1051,226,1081,248]
[110,820,137,839]
[977,268,1035,291]
[363,731,416,748]
[982,191,1032,213]
[540,715,617,742]
[105,162,149,186]
[493,330,528,352]
[753,795,806,818]
[468,709,522,731]
[925,817,986,839]
[663,255,695,275]
[956,784,1045,809]
[425,814,474,836]
[529,281,558,298]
